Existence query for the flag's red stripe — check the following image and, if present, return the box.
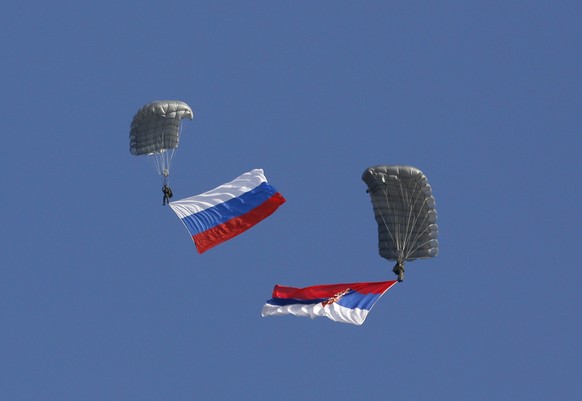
[193,192,286,253]
[272,281,397,299]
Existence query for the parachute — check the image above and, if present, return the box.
[130,100,193,184]
[362,165,439,281]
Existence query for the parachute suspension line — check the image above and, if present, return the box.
[150,153,162,177]
[385,173,426,261]
[405,175,422,258]
[397,179,412,260]
[401,174,434,260]
[389,177,415,261]
[157,127,171,179]
[400,175,426,260]
[166,123,184,173]
[392,184,406,261]
[375,189,395,250]
[167,148,176,176]
[389,184,405,261]
[371,186,402,261]
[159,122,184,180]
[159,121,186,185]
[405,198,435,258]
[160,148,175,179]
[146,150,174,185]
[405,207,435,258]
[148,154,163,177]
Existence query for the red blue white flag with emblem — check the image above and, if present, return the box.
[261,281,397,325]
[169,169,286,253]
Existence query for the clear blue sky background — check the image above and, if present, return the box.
[1,1,581,400]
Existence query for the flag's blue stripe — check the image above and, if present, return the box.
[336,292,382,310]
[266,298,327,306]
[267,291,383,311]
[181,182,277,235]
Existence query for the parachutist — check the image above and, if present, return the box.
[162,184,173,205]
[393,260,405,282]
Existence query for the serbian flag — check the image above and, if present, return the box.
[169,169,286,253]
[261,281,397,325]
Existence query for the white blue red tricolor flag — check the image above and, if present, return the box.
[261,280,397,325]
[169,169,286,253]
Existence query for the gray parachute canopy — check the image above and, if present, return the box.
[362,165,439,264]
[129,100,193,179]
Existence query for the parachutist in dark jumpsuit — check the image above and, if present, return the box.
[393,259,405,282]
[162,184,173,206]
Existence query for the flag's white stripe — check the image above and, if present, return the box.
[261,302,370,326]
[169,169,267,218]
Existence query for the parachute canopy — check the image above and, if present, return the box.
[362,165,439,263]
[130,100,193,179]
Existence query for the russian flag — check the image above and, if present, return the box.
[169,169,286,253]
[261,281,398,325]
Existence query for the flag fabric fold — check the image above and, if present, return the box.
[169,169,285,253]
[261,281,397,325]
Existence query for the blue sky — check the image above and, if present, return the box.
[1,1,581,400]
